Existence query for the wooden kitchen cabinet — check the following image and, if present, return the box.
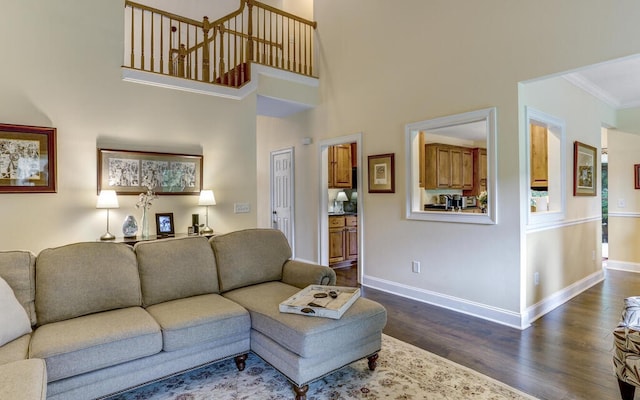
[530,124,548,188]
[329,215,358,268]
[424,143,473,190]
[329,144,352,188]
[463,148,487,196]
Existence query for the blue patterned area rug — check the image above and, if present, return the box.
[107,334,538,400]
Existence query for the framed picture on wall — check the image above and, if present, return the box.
[0,123,56,193]
[573,141,597,196]
[635,164,640,189]
[97,148,202,195]
[368,153,395,193]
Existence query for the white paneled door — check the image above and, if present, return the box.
[270,148,295,256]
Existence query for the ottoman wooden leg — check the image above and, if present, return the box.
[234,354,248,371]
[367,353,379,371]
[618,378,636,400]
[292,384,309,400]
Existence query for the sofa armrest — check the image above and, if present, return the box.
[0,359,47,400]
[282,260,336,289]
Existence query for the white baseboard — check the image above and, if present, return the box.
[361,275,528,330]
[606,260,640,273]
[524,269,604,324]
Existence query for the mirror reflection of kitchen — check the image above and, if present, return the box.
[420,121,488,213]
[327,142,358,270]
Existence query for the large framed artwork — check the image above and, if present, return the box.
[97,148,202,195]
[573,141,597,196]
[0,123,57,193]
[368,153,395,193]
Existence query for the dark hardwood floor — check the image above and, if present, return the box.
[335,264,636,400]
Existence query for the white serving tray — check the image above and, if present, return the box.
[279,285,361,319]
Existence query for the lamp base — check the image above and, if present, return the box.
[200,226,213,235]
[100,232,116,241]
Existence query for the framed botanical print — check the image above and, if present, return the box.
[573,141,597,196]
[0,123,56,193]
[98,148,202,195]
[368,153,395,193]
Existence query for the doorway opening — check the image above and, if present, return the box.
[319,134,363,284]
[601,128,608,260]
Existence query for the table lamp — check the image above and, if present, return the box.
[96,190,119,240]
[336,191,348,214]
[198,189,216,234]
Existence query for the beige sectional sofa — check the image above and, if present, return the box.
[0,228,387,400]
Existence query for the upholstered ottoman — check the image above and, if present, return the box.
[210,229,387,400]
[223,282,387,399]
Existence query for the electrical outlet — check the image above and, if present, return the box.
[234,203,251,213]
[534,272,540,286]
[412,261,420,273]
[618,198,626,208]
[592,250,596,261]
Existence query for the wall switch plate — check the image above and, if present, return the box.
[618,198,626,208]
[234,203,251,213]
[534,272,540,286]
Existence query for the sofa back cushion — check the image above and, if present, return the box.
[134,236,220,307]
[35,242,142,325]
[210,229,291,292]
[0,251,37,326]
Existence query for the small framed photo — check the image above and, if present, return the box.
[635,164,640,189]
[0,123,57,193]
[573,141,597,196]
[368,153,395,193]
[155,213,175,237]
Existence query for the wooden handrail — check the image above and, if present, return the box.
[124,0,317,89]
[125,1,203,27]
[249,0,316,28]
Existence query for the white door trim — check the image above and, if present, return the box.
[318,133,363,282]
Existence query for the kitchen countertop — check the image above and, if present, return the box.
[328,212,358,216]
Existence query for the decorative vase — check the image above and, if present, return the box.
[140,208,149,238]
[122,215,138,238]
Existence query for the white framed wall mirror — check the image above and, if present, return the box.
[405,107,497,224]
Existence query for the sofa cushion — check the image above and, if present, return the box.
[35,242,142,325]
[0,276,32,346]
[0,334,30,365]
[0,359,47,400]
[211,229,291,292]
[0,250,37,326]
[145,293,250,352]
[223,281,387,358]
[134,236,220,307]
[29,307,162,382]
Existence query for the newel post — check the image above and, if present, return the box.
[177,44,187,78]
[202,16,211,82]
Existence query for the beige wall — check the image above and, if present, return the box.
[256,0,640,325]
[520,76,612,306]
[608,129,640,267]
[0,1,258,253]
[3,0,640,326]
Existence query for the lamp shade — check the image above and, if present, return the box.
[198,190,216,206]
[336,191,348,202]
[96,190,119,209]
[351,191,358,201]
